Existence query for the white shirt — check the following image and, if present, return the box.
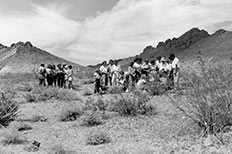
[111,64,121,73]
[155,60,162,70]
[100,65,108,74]
[133,62,141,69]
[172,57,180,69]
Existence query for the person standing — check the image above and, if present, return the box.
[46,64,53,86]
[67,65,73,89]
[108,60,113,86]
[169,53,180,90]
[93,69,101,93]
[63,65,69,88]
[111,60,121,86]
[99,61,108,87]
[56,64,65,88]
[127,62,136,91]
[133,58,142,83]
[38,64,46,86]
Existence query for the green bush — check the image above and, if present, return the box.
[0,93,19,127]
[86,130,111,145]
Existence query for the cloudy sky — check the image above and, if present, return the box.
[0,0,232,65]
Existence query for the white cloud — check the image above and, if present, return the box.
[0,6,80,48]
[0,0,232,65]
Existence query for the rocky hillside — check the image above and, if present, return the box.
[0,41,86,74]
[109,28,232,70]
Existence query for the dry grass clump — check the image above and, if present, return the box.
[1,128,27,145]
[80,111,103,127]
[82,88,93,96]
[48,145,77,154]
[82,78,95,85]
[15,83,33,92]
[59,103,83,122]
[108,86,124,94]
[24,93,37,102]
[109,93,155,116]
[24,87,80,102]
[168,57,232,140]
[9,122,32,132]
[86,130,111,145]
[146,81,166,96]
[0,93,19,127]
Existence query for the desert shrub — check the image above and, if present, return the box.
[108,86,124,94]
[83,88,92,96]
[81,111,103,127]
[82,78,94,85]
[86,130,111,145]
[0,93,19,127]
[1,129,27,145]
[31,87,80,102]
[59,103,83,122]
[9,122,32,131]
[17,115,47,123]
[168,58,232,138]
[24,93,37,102]
[48,145,77,154]
[109,93,154,116]
[15,83,33,92]
[146,81,166,96]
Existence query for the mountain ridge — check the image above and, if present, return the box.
[88,27,232,70]
[0,41,85,74]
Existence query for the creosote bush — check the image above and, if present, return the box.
[81,111,103,127]
[168,57,232,139]
[109,92,155,116]
[86,130,111,145]
[108,86,124,94]
[0,93,19,127]
[59,103,83,122]
[24,87,80,102]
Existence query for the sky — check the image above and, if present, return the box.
[0,0,232,65]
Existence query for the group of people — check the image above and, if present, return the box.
[37,63,73,89]
[93,53,180,94]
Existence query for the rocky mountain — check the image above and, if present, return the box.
[97,28,232,70]
[0,41,86,74]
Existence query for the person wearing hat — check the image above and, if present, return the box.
[168,53,180,89]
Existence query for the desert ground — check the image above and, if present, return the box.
[0,68,232,154]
